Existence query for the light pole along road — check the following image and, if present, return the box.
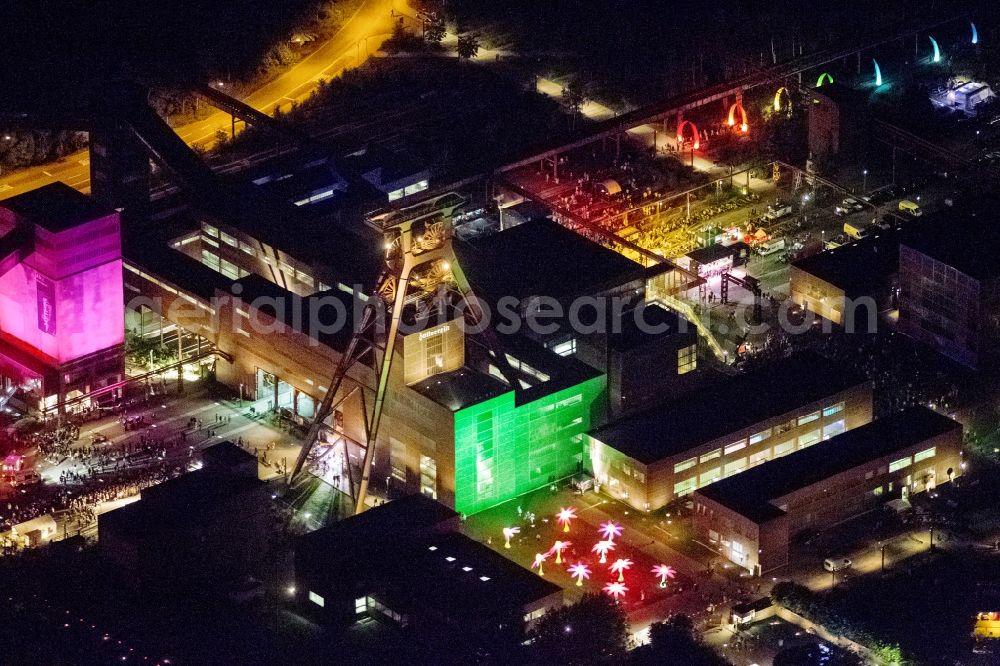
[0,0,405,198]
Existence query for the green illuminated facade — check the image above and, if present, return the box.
[454,375,606,515]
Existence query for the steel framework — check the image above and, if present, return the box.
[289,213,518,513]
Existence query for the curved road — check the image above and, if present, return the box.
[0,0,403,198]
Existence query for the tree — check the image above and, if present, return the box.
[456,32,481,60]
[632,614,731,666]
[527,593,628,665]
[424,15,446,45]
[562,79,588,128]
[562,80,587,115]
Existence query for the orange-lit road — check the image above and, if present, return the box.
[0,0,404,198]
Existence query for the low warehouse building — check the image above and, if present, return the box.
[692,406,963,575]
[587,351,872,511]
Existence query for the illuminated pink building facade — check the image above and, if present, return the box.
[0,183,125,415]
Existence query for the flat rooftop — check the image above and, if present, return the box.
[0,182,113,233]
[380,531,561,616]
[697,406,960,523]
[410,366,510,412]
[792,231,901,297]
[607,303,694,353]
[100,465,264,536]
[455,218,647,303]
[298,493,459,558]
[298,495,558,617]
[591,351,868,464]
[901,211,1000,281]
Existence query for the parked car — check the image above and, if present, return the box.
[823,557,852,572]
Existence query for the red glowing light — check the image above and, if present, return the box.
[677,120,700,150]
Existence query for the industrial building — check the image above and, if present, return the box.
[807,82,870,162]
[898,215,1000,367]
[789,230,900,329]
[691,406,963,574]
[98,442,270,581]
[587,352,873,511]
[294,494,561,634]
[0,183,125,416]
[124,194,689,515]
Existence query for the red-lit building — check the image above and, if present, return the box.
[0,183,125,416]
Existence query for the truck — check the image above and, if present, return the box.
[764,201,793,221]
[843,221,872,240]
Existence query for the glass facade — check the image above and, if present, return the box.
[453,375,605,515]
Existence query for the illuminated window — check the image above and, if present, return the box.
[389,437,407,482]
[823,402,845,417]
[355,597,366,614]
[309,591,325,607]
[724,441,746,455]
[889,456,912,473]
[551,339,577,357]
[699,467,721,486]
[201,223,219,237]
[404,180,429,196]
[674,457,696,474]
[798,411,820,426]
[749,449,770,467]
[201,249,220,271]
[388,188,404,201]
[822,419,845,440]
[219,231,238,247]
[773,441,795,457]
[677,344,697,375]
[872,486,884,497]
[798,429,821,449]
[524,608,546,622]
[700,449,721,463]
[749,429,771,445]
[420,455,437,500]
[914,447,936,463]
[724,457,747,477]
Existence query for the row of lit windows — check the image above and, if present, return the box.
[672,402,846,475]
[889,447,936,473]
[671,421,844,496]
[387,179,429,202]
[124,263,216,315]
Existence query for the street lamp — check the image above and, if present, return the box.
[879,541,886,572]
[862,169,868,194]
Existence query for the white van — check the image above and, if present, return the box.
[823,557,852,572]
[759,238,786,255]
